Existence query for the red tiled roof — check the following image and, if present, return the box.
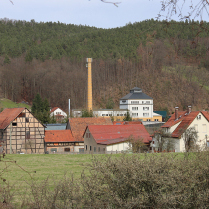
[69,117,112,142]
[50,107,59,113]
[161,111,209,138]
[161,111,187,128]
[45,130,75,142]
[88,124,152,145]
[0,108,25,130]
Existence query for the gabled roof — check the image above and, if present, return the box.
[68,117,112,142]
[45,130,75,142]
[50,107,66,113]
[50,107,59,113]
[0,108,25,130]
[88,124,152,145]
[162,111,209,138]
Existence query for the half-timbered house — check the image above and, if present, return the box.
[0,108,45,154]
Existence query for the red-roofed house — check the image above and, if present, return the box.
[0,108,45,154]
[66,117,113,142]
[45,130,84,153]
[160,106,209,152]
[50,107,67,123]
[84,124,152,154]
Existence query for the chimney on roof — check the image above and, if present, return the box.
[175,107,179,120]
[187,106,192,114]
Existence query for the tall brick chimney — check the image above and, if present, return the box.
[175,107,179,120]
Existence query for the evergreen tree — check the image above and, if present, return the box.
[123,111,132,121]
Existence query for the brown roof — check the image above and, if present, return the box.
[88,124,152,145]
[0,108,25,130]
[69,117,112,142]
[162,110,209,138]
[45,130,75,142]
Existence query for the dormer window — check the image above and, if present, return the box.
[122,100,126,103]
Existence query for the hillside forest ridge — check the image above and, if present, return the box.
[1,18,209,113]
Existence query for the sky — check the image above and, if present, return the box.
[1,0,208,29]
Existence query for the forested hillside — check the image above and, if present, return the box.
[1,18,209,113]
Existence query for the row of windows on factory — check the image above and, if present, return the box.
[132,113,150,117]
[132,107,149,111]
[102,113,127,117]
[85,145,105,152]
[130,101,151,104]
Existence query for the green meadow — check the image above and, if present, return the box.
[0,152,185,206]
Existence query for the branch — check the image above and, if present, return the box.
[101,0,121,7]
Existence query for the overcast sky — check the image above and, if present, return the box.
[1,0,208,29]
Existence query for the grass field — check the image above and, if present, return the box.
[0,152,185,206]
[0,153,125,205]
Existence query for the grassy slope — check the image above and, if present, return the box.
[0,98,31,110]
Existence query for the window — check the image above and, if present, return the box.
[109,114,112,116]
[51,148,57,152]
[198,115,201,120]
[12,122,17,126]
[131,101,139,104]
[103,148,105,152]
[64,148,70,152]
[122,100,126,103]
[26,131,30,139]
[143,113,149,117]
[143,107,149,111]
[132,107,138,110]
[155,119,159,121]
[106,114,108,116]
[132,113,138,116]
[86,133,89,138]
[86,145,88,150]
[90,146,92,151]
[94,147,96,152]
[120,114,123,116]
[146,101,150,104]
[98,147,100,152]
[194,124,198,132]
[26,117,29,123]
[102,114,105,116]
[202,124,207,133]
[147,119,151,121]
[117,114,119,116]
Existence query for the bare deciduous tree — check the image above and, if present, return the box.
[159,0,209,20]
[182,126,198,152]
[153,129,175,152]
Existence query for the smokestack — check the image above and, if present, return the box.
[86,58,93,111]
[68,99,70,117]
[188,106,192,114]
[175,107,179,120]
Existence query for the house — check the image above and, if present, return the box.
[84,124,152,154]
[50,107,67,122]
[120,87,162,122]
[66,117,112,142]
[0,108,45,154]
[45,130,84,153]
[157,106,209,152]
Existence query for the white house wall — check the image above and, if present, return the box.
[177,112,209,152]
[50,108,67,117]
[120,99,153,119]
[106,142,129,152]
